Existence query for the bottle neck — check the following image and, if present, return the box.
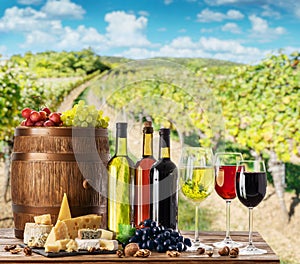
[143,133,153,157]
[159,130,171,159]
[116,137,127,156]
[115,123,128,156]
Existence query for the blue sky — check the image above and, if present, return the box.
[0,0,299,63]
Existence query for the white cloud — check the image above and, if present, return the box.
[41,0,85,19]
[222,22,241,34]
[18,0,42,5]
[0,45,7,55]
[261,5,281,19]
[104,11,151,47]
[204,0,240,5]
[249,14,285,39]
[197,8,244,22]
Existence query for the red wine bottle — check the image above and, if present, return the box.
[134,121,156,226]
[150,128,178,229]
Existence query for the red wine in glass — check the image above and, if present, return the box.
[215,165,237,200]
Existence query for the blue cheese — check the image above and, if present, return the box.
[78,228,102,239]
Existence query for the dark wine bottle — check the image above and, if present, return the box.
[134,121,156,226]
[107,122,135,233]
[150,128,178,229]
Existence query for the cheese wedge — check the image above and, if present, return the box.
[66,239,78,252]
[99,229,114,240]
[99,239,118,251]
[45,220,69,246]
[62,214,102,239]
[57,193,72,221]
[55,239,71,251]
[23,223,52,244]
[34,214,52,225]
[45,244,61,253]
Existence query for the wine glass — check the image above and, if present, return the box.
[235,160,267,255]
[213,152,243,248]
[179,147,215,251]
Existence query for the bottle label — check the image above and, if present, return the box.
[144,134,152,156]
[161,147,170,158]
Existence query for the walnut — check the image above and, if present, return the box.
[88,247,96,253]
[116,249,124,258]
[206,249,213,257]
[23,246,32,256]
[197,247,205,255]
[134,249,151,258]
[10,248,22,254]
[166,250,181,257]
[4,245,16,251]
[124,243,139,257]
[229,247,239,258]
[218,246,230,256]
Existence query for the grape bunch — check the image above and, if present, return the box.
[60,100,109,128]
[126,219,192,253]
[20,107,62,127]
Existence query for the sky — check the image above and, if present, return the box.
[0,0,299,64]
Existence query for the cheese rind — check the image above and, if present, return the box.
[57,193,72,221]
[23,223,52,244]
[34,214,52,225]
[62,214,102,239]
[78,228,102,239]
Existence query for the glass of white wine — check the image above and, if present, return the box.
[179,147,215,251]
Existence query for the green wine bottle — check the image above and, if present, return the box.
[107,122,135,233]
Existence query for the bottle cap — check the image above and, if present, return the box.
[116,122,127,138]
[143,121,153,133]
[159,128,170,135]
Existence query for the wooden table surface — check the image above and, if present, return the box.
[0,228,280,263]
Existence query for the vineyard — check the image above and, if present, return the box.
[0,49,300,263]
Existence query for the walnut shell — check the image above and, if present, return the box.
[218,246,230,256]
[229,247,239,258]
[124,243,140,257]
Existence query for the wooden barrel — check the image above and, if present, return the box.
[11,127,110,238]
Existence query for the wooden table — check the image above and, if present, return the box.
[0,228,279,263]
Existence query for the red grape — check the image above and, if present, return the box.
[49,112,61,124]
[44,120,55,127]
[42,107,51,115]
[21,108,32,119]
[35,121,44,127]
[30,111,41,122]
[39,111,47,121]
[25,118,34,126]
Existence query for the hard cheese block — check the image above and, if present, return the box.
[63,214,102,239]
[99,229,114,240]
[24,223,52,244]
[34,214,52,225]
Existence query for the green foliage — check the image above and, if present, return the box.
[203,53,300,162]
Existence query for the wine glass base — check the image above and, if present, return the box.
[213,238,243,248]
[186,241,213,252]
[239,244,267,255]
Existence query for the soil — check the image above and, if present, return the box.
[1,86,299,263]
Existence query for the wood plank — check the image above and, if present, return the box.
[0,228,279,263]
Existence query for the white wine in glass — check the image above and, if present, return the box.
[179,147,215,251]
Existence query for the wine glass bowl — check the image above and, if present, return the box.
[179,147,215,251]
[213,152,243,248]
[236,160,267,255]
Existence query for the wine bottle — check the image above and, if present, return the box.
[107,122,135,233]
[150,128,178,229]
[134,121,156,226]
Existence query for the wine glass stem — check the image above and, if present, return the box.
[194,205,200,243]
[248,207,254,246]
[225,200,231,240]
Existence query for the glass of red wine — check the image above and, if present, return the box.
[236,160,267,255]
[213,152,243,248]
